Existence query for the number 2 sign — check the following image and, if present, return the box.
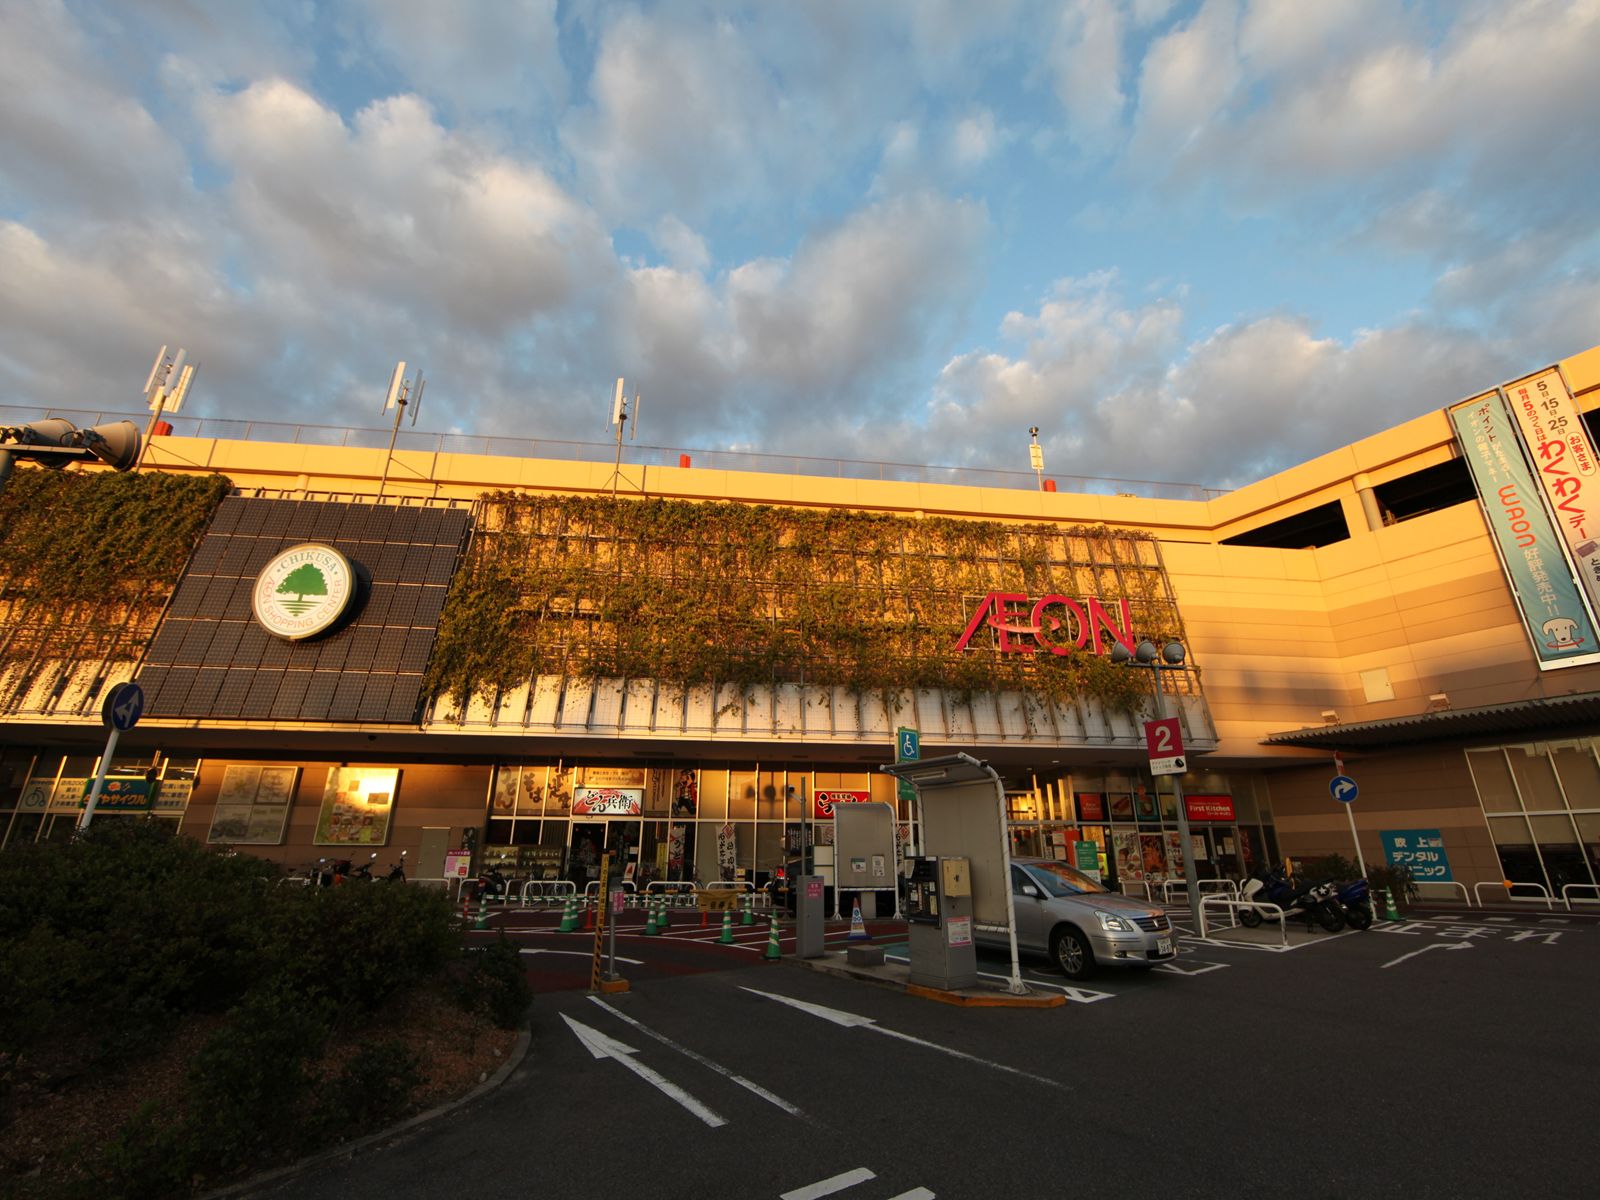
[1145,717,1186,777]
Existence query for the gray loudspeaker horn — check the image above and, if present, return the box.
[15,418,78,446]
[72,421,143,471]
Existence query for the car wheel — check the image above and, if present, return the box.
[1050,926,1095,980]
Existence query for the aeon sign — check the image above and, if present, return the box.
[954,592,1135,657]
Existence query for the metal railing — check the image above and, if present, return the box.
[1413,880,1474,907]
[2,402,1225,502]
[1472,880,1555,909]
[645,880,699,907]
[1560,882,1600,910]
[519,879,577,906]
[1199,895,1289,947]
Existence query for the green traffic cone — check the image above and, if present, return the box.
[557,896,578,933]
[657,896,670,929]
[643,899,659,936]
[763,913,781,961]
[474,891,490,930]
[718,909,735,944]
[1382,887,1401,921]
[741,892,754,925]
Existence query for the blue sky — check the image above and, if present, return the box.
[2,0,1597,488]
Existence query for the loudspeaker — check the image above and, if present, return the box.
[14,418,77,446]
[72,421,142,471]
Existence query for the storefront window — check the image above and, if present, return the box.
[1507,744,1563,810]
[1467,748,1521,812]
[1550,740,1600,809]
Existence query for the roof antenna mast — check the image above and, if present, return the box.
[604,376,641,498]
[376,360,425,500]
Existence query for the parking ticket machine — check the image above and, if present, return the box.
[904,855,977,990]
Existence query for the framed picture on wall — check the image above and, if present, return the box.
[1109,793,1134,821]
[314,767,399,846]
[207,764,299,845]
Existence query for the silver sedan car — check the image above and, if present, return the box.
[984,857,1177,980]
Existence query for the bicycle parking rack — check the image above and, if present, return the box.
[519,879,576,908]
[1198,894,1289,947]
[645,880,699,909]
[1159,878,1238,904]
[1560,882,1600,911]
[1472,880,1555,909]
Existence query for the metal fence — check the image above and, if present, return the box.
[2,404,1225,502]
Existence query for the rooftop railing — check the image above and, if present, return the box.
[2,403,1226,501]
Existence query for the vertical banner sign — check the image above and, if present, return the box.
[1503,367,1600,615]
[1447,390,1600,669]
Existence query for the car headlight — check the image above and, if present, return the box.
[1094,910,1131,932]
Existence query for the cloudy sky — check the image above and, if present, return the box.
[2,0,1597,490]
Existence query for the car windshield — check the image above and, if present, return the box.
[1026,861,1110,896]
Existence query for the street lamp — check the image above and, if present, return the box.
[1110,638,1203,936]
[0,419,143,492]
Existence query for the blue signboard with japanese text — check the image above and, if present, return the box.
[1381,829,1453,882]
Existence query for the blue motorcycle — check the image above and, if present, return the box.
[1334,877,1373,929]
[1238,867,1346,932]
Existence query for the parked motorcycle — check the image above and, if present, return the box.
[346,851,379,883]
[1335,877,1373,929]
[474,865,510,903]
[384,850,408,883]
[1238,868,1347,932]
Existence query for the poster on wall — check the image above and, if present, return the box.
[1113,831,1143,881]
[582,766,647,789]
[1166,831,1188,870]
[1075,793,1105,822]
[672,769,697,816]
[1448,388,1600,669]
[208,765,299,845]
[313,767,398,846]
[1139,833,1167,879]
[1133,790,1159,821]
[716,823,737,881]
[1109,793,1134,821]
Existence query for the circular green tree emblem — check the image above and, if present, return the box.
[252,544,355,640]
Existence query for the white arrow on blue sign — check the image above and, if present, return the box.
[104,682,145,732]
[1330,774,1358,804]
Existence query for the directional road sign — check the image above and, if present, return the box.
[1330,774,1359,804]
[1144,717,1186,776]
[102,681,145,732]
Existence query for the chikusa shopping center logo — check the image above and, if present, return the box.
[251,543,355,641]
[953,592,1136,656]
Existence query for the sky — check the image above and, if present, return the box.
[2,0,1598,491]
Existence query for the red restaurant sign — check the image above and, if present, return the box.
[1184,795,1235,822]
[814,789,872,819]
[1075,792,1106,821]
[954,593,1136,657]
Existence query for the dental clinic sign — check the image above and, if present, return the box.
[954,593,1135,656]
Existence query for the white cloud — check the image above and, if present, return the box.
[1128,0,1242,167]
[949,111,999,170]
[1048,0,1129,151]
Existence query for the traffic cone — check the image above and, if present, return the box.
[657,897,670,929]
[474,890,490,930]
[718,909,735,944]
[741,892,754,925]
[557,896,578,933]
[643,899,659,936]
[583,897,595,930]
[847,898,870,941]
[763,913,782,960]
[1382,887,1401,922]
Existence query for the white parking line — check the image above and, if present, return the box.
[781,1168,875,1199]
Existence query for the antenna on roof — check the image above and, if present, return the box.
[377,360,426,500]
[137,344,200,468]
[604,376,642,497]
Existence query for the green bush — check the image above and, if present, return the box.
[317,1038,422,1130]
[1298,852,1360,882]
[456,933,533,1029]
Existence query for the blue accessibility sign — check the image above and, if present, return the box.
[1329,774,1358,804]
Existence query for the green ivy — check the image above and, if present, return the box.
[0,468,231,671]
[426,494,1188,714]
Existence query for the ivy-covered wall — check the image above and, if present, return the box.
[426,494,1190,712]
[0,468,231,704]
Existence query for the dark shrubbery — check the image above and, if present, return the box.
[0,820,524,1196]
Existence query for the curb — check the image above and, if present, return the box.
[796,951,1061,1007]
[205,1015,534,1199]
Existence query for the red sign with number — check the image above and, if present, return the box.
[1145,717,1183,759]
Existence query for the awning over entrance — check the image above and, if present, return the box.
[1262,691,1600,750]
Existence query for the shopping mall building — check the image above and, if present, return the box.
[3,346,1600,908]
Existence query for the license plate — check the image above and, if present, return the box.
[1157,937,1173,956]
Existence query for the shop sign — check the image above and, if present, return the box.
[814,789,871,819]
[1448,390,1600,669]
[573,787,643,816]
[1073,838,1101,882]
[581,766,647,789]
[1184,794,1235,822]
[78,776,154,811]
[444,850,472,879]
[1503,367,1600,619]
[251,543,356,641]
[1382,829,1453,882]
[1075,792,1105,821]
[954,593,1136,656]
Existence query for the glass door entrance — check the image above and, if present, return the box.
[566,820,641,887]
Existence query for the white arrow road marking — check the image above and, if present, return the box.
[741,988,1066,1090]
[521,948,644,964]
[781,1168,875,1199]
[1381,942,1474,969]
[561,1015,727,1127]
[587,997,805,1117]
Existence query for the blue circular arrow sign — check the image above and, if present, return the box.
[1330,774,1358,804]
[103,681,145,732]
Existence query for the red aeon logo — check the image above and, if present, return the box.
[954,592,1135,657]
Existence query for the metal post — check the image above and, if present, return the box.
[606,886,619,979]
[1344,803,1368,877]
[1152,665,1204,936]
[78,726,120,833]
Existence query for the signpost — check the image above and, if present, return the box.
[895,726,919,803]
[79,682,144,832]
[1382,829,1453,882]
[1330,773,1367,875]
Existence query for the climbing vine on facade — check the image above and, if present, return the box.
[426,493,1190,714]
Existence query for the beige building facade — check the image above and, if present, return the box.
[4,346,1600,906]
